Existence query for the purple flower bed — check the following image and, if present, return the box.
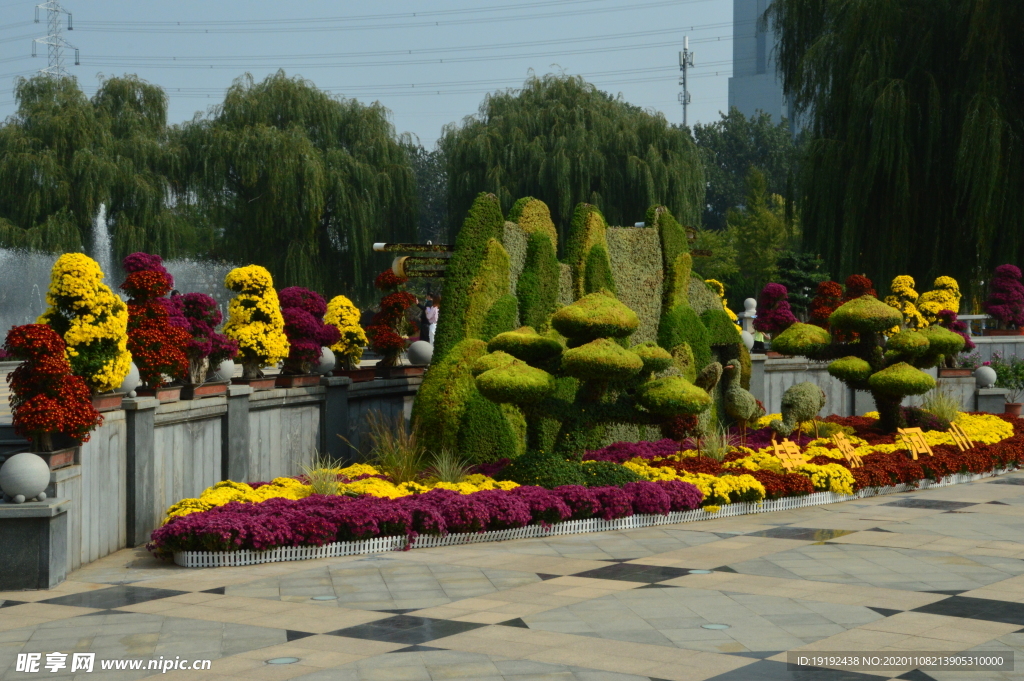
[149,481,703,557]
[583,428,819,463]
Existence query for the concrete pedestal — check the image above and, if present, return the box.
[0,498,68,590]
[976,388,1010,414]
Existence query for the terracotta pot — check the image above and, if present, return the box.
[179,380,229,400]
[765,351,787,359]
[1005,403,1023,417]
[983,328,1024,336]
[90,392,124,413]
[33,446,78,470]
[135,385,182,403]
[334,368,377,383]
[275,374,321,389]
[375,365,426,379]
[938,368,973,378]
[231,376,277,391]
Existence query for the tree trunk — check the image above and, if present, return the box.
[872,392,904,433]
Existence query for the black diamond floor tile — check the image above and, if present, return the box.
[911,595,1024,625]
[571,563,693,583]
[727,650,786,659]
[286,630,315,641]
[536,573,561,581]
[924,589,966,596]
[988,477,1024,485]
[703,659,888,680]
[715,566,738,573]
[714,532,743,539]
[880,498,977,511]
[77,609,134,617]
[744,527,858,541]
[0,600,26,608]
[388,644,448,653]
[867,607,902,617]
[987,500,1009,505]
[39,586,187,610]
[201,587,226,595]
[896,670,938,681]
[636,583,682,589]
[866,527,894,533]
[327,615,486,645]
[376,608,418,614]
[496,618,529,628]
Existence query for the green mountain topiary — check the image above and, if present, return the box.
[517,231,560,329]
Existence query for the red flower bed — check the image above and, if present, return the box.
[726,469,815,499]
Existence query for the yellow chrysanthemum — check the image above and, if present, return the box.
[223,265,289,371]
[325,295,367,367]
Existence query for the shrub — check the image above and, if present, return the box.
[622,481,672,515]
[701,309,741,347]
[170,293,238,383]
[497,450,586,489]
[223,265,289,379]
[39,253,131,393]
[480,294,519,341]
[584,243,617,295]
[606,227,664,342]
[753,283,797,335]
[984,264,1024,329]
[4,324,102,450]
[565,203,610,299]
[920,384,961,424]
[658,303,711,370]
[120,252,190,388]
[936,309,975,357]
[580,461,643,488]
[648,205,690,310]
[552,291,639,344]
[487,329,562,364]
[843,274,877,301]
[456,392,523,464]
[463,239,511,342]
[561,339,644,381]
[412,339,489,455]
[517,232,560,329]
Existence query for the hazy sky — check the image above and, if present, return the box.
[0,0,734,147]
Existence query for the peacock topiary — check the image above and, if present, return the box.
[722,362,764,445]
[770,382,827,439]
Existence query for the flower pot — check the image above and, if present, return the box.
[91,392,124,413]
[275,374,321,388]
[34,446,79,470]
[765,351,787,359]
[334,368,377,383]
[231,376,277,391]
[1005,403,1022,417]
[375,365,426,379]
[135,385,182,403]
[179,380,229,400]
[938,368,973,378]
[983,328,1024,336]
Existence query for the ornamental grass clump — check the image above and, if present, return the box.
[3,324,102,451]
[366,269,417,368]
[365,411,426,484]
[279,287,341,375]
[921,383,962,424]
[427,449,472,484]
[223,265,289,379]
[39,253,131,393]
[171,293,238,384]
[325,295,367,371]
[984,264,1024,330]
[299,451,341,496]
[120,252,190,388]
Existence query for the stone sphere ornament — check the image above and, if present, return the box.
[317,347,336,375]
[0,453,51,503]
[118,361,141,396]
[407,340,433,366]
[740,330,755,351]
[209,358,235,383]
[975,365,998,389]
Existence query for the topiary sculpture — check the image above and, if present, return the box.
[473,291,711,487]
[770,295,964,432]
[769,382,826,439]
[722,361,763,444]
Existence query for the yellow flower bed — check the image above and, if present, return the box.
[623,460,766,505]
[162,465,517,522]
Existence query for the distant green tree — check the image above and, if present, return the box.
[725,168,798,299]
[406,143,449,244]
[768,0,1024,296]
[171,71,418,303]
[689,227,739,285]
[441,73,705,250]
[775,251,829,318]
[692,107,802,231]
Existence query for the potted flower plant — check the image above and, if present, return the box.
[325,294,373,382]
[990,352,1024,416]
[277,287,340,388]
[222,265,289,390]
[754,283,797,357]
[983,264,1024,335]
[120,253,189,403]
[366,269,422,378]
[170,293,239,399]
[3,324,103,470]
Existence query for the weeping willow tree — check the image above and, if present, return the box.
[171,71,417,301]
[441,74,705,249]
[0,74,198,260]
[768,0,1024,300]
[0,76,110,251]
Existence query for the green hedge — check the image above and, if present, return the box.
[658,303,712,370]
[480,294,519,341]
[411,339,489,455]
[456,392,523,464]
[583,242,616,295]
[434,193,504,360]
[565,204,609,299]
[463,238,511,341]
[606,227,662,343]
[701,309,741,347]
[517,232,560,329]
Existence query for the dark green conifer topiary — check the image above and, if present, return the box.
[517,232,560,329]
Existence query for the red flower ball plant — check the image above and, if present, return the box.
[366,269,417,368]
[164,293,239,384]
[984,264,1024,330]
[120,253,190,388]
[4,324,102,451]
[753,283,797,335]
[809,280,844,329]
[279,287,340,375]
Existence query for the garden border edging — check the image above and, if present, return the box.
[173,466,1018,568]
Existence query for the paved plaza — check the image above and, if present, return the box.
[4,475,1024,681]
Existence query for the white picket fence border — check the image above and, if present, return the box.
[173,465,1018,568]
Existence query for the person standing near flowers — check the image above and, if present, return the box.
[425,295,439,344]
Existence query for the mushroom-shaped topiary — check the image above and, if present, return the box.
[561,339,644,381]
[771,323,831,357]
[487,327,564,363]
[631,341,674,374]
[551,291,639,345]
[637,376,713,416]
[476,362,556,405]
[770,295,963,432]
[470,350,518,377]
